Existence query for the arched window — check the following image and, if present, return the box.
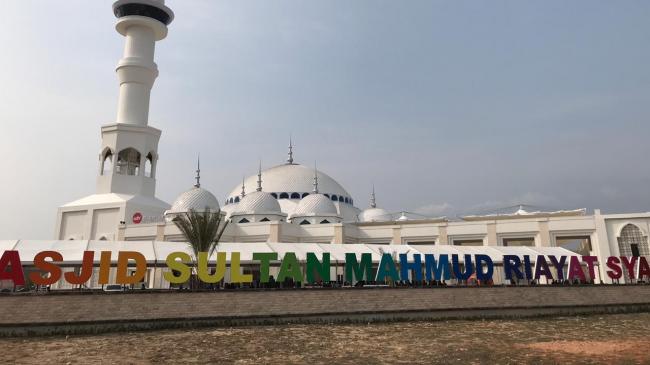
[617,224,648,283]
[271,193,278,199]
[101,148,113,176]
[279,192,289,199]
[99,236,108,241]
[350,198,354,205]
[260,217,270,222]
[234,196,240,203]
[320,219,330,224]
[323,194,330,198]
[302,193,310,198]
[238,218,250,223]
[144,152,154,178]
[344,197,349,204]
[290,192,300,199]
[618,224,649,257]
[331,195,338,201]
[338,196,344,202]
[300,219,311,225]
[116,148,141,176]
[228,197,233,204]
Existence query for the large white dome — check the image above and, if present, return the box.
[233,191,282,215]
[225,164,354,206]
[166,186,220,214]
[291,194,339,218]
[358,208,392,222]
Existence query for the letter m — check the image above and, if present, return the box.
[345,253,373,283]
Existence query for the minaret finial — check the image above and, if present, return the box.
[370,184,377,208]
[312,162,319,193]
[287,135,294,164]
[240,176,246,198]
[257,161,263,192]
[194,154,201,188]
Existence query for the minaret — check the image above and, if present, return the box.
[55,1,174,240]
[96,0,174,197]
[240,177,246,198]
[370,185,377,208]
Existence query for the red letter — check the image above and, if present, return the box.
[64,251,94,285]
[29,251,62,285]
[606,256,622,280]
[582,256,598,281]
[621,256,637,279]
[568,256,586,282]
[638,257,650,280]
[0,251,25,286]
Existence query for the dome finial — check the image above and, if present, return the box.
[240,176,246,198]
[287,135,294,164]
[257,161,263,192]
[312,162,319,193]
[370,184,377,208]
[194,154,201,188]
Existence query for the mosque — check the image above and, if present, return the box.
[7,0,650,288]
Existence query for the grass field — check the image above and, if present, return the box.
[1,313,649,364]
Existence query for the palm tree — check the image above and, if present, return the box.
[172,208,228,289]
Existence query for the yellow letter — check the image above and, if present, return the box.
[164,252,191,284]
[230,252,252,283]
[197,252,226,283]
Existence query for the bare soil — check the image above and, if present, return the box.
[1,313,650,364]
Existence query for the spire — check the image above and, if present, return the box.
[194,155,201,188]
[370,184,377,208]
[256,161,263,192]
[287,135,294,164]
[240,176,246,198]
[312,162,319,193]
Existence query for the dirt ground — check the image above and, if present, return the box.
[1,313,650,364]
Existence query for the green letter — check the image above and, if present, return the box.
[345,253,373,282]
[306,252,330,283]
[164,251,191,284]
[277,252,303,283]
[253,252,278,283]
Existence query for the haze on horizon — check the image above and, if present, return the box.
[1,1,649,239]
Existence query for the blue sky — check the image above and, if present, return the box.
[1,1,649,238]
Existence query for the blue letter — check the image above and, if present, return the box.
[400,253,423,281]
[424,254,451,281]
[503,255,523,280]
[376,254,399,282]
[452,254,473,281]
[475,254,493,281]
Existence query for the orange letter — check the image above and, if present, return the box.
[115,251,146,285]
[98,251,112,285]
[65,251,95,285]
[29,251,62,286]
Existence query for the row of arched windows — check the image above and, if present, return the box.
[100,147,156,178]
[224,192,353,205]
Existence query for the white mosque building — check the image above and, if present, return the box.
[17,0,649,288]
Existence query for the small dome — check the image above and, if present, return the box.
[396,212,409,221]
[358,208,392,222]
[291,194,338,218]
[233,191,282,215]
[166,186,220,215]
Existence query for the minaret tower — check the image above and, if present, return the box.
[55,1,174,240]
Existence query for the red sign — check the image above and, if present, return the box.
[132,212,143,224]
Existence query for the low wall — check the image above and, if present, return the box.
[2,285,650,336]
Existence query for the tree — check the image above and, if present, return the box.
[172,208,228,289]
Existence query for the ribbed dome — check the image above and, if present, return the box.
[233,191,282,215]
[226,164,352,205]
[166,186,220,214]
[358,208,392,222]
[291,194,338,218]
